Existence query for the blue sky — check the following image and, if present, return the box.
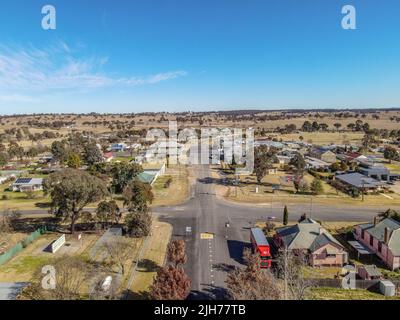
[0,0,399,114]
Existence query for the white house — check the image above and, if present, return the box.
[12,178,44,192]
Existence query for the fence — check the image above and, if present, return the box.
[0,226,47,266]
[310,278,400,292]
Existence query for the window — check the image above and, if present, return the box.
[378,242,382,253]
[361,229,365,239]
[370,235,374,246]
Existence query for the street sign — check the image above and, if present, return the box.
[186,227,192,233]
[200,233,214,240]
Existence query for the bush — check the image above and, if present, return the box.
[164,178,173,189]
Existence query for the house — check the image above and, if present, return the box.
[110,143,127,152]
[358,162,399,182]
[305,156,331,170]
[11,178,44,192]
[274,218,348,267]
[38,154,54,164]
[357,265,382,280]
[309,148,337,164]
[335,172,384,192]
[354,217,400,270]
[103,152,114,163]
[137,163,166,186]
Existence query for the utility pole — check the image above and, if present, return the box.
[361,179,365,202]
[284,247,288,300]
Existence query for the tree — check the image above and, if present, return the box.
[51,140,69,162]
[103,237,134,275]
[333,123,342,131]
[22,256,92,300]
[123,180,154,213]
[384,146,398,164]
[43,169,109,233]
[150,265,191,300]
[167,239,187,267]
[379,209,400,222]
[290,153,306,178]
[298,213,307,223]
[0,152,8,167]
[125,211,152,238]
[96,200,121,227]
[254,145,277,184]
[283,205,289,226]
[84,142,103,165]
[67,153,81,169]
[111,162,143,193]
[310,177,324,195]
[275,248,311,300]
[226,248,282,300]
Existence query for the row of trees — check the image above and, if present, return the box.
[226,248,310,300]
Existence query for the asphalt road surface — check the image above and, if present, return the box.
[155,165,400,300]
[2,165,399,300]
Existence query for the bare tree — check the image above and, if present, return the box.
[103,237,134,275]
[22,256,93,300]
[226,248,282,300]
[275,248,312,300]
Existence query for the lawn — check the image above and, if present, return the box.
[279,132,364,145]
[151,165,189,207]
[128,221,172,299]
[385,161,400,173]
[307,287,400,300]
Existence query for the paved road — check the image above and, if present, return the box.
[2,165,399,300]
[155,165,400,300]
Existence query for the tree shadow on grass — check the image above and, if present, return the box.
[123,289,152,300]
[137,259,160,272]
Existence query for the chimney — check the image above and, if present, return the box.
[384,227,392,244]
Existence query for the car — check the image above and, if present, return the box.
[387,181,396,185]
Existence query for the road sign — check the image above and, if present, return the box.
[186,227,192,233]
[200,233,214,240]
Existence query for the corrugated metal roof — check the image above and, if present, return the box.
[251,228,269,246]
[336,173,383,188]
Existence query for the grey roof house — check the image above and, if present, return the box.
[274,219,348,267]
[335,172,384,191]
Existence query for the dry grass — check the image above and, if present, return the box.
[151,165,189,207]
[308,287,400,300]
[0,232,101,282]
[129,221,172,299]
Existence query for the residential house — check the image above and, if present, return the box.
[358,162,399,182]
[309,147,337,164]
[274,218,348,267]
[103,152,114,163]
[354,217,400,270]
[335,172,384,192]
[305,156,331,170]
[110,143,127,152]
[11,178,44,192]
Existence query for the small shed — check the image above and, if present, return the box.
[379,280,396,297]
[357,264,382,280]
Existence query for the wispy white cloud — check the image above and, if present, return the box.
[0,94,36,102]
[0,42,187,93]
